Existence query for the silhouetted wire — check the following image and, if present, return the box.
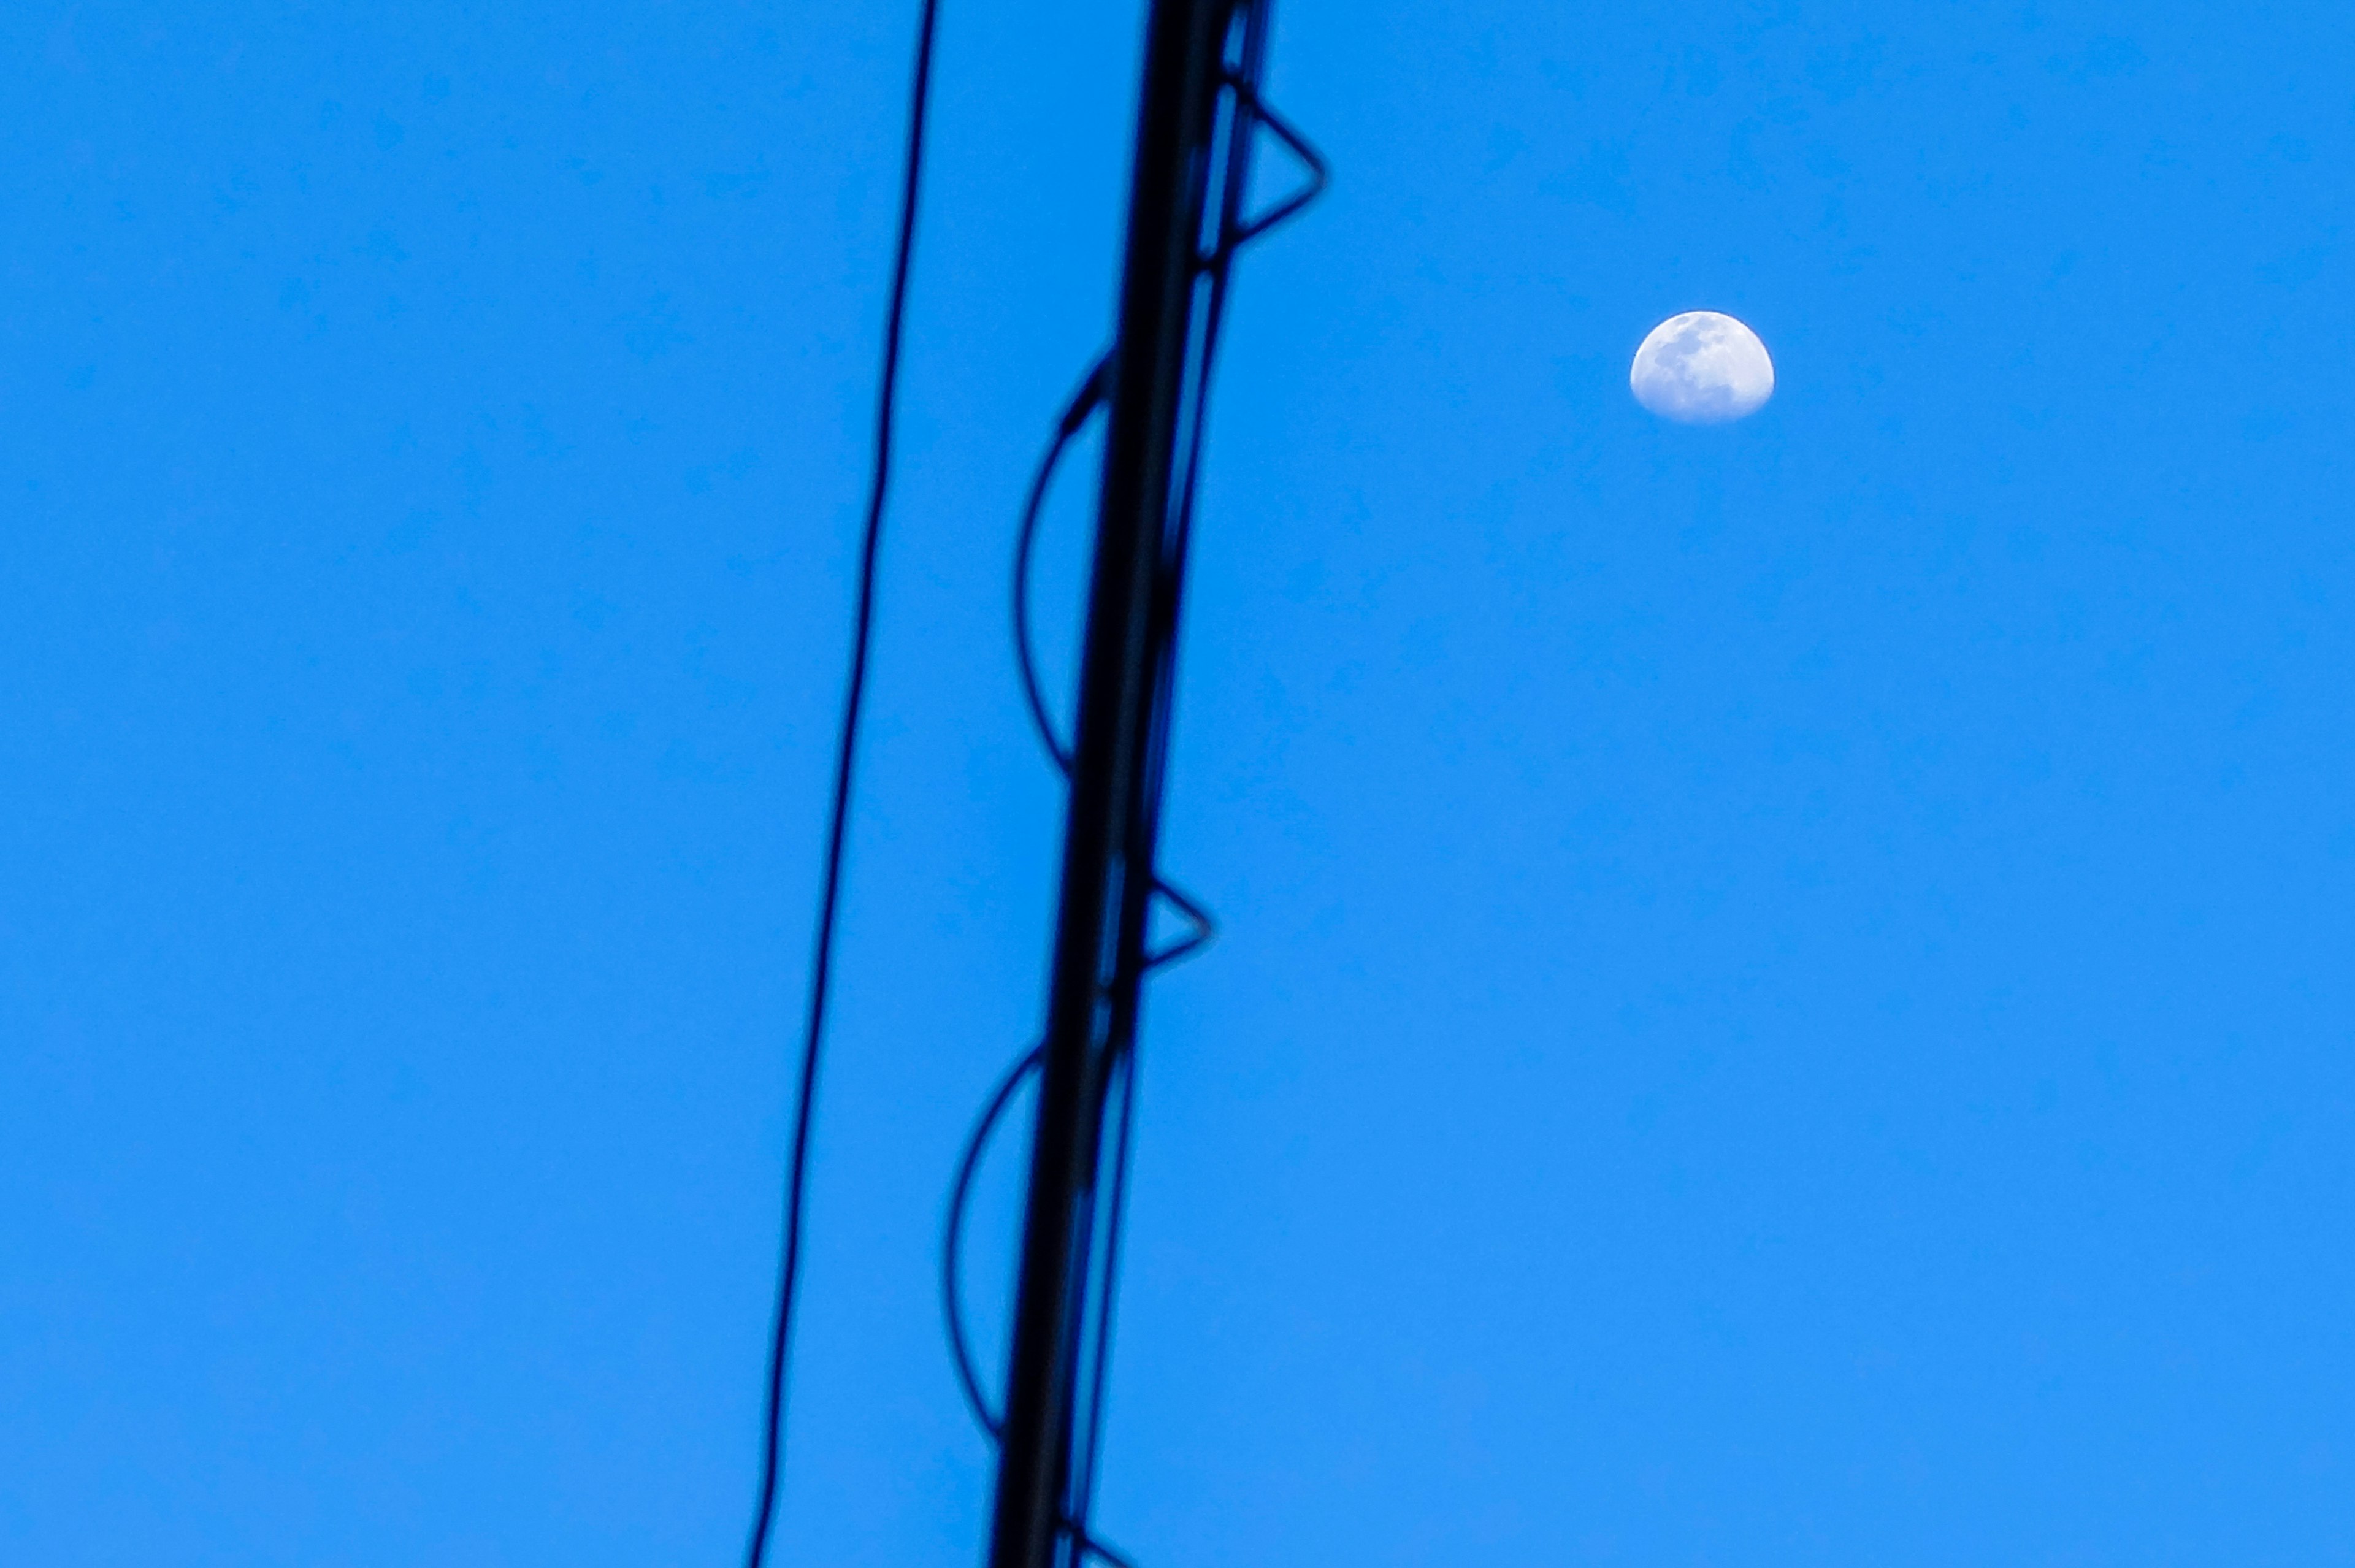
[741,3,940,1566]
[941,1041,1041,1437]
[939,26,1329,1567]
[1068,16,1330,1540]
[1011,359,1217,968]
[1013,358,1108,777]
[938,372,1206,1568]
[934,1034,1141,1568]
[1216,74,1328,250]
[1076,1531,1141,1568]
[1069,1025,1142,1528]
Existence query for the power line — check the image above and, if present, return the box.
[737,0,1323,1559]
[939,366,1223,1568]
[979,5,1327,1562]
[741,2,941,1564]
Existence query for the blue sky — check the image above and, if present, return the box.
[7,1,2354,1564]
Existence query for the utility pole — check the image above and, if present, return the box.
[986,2,1303,1565]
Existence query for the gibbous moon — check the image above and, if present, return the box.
[1629,311,1774,424]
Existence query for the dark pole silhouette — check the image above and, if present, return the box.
[985,2,1301,1564]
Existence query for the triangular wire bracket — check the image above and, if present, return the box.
[1220,72,1330,251]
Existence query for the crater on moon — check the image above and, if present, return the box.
[1630,311,1774,424]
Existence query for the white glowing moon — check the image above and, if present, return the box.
[1629,311,1774,424]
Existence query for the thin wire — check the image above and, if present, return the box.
[1010,361,1217,967]
[742,2,941,1564]
[1068,1034,1141,1528]
[1216,74,1328,250]
[1013,358,1109,777]
[1077,1530,1142,1568]
[941,1042,1042,1438]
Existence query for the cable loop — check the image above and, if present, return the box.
[1013,358,1107,777]
[944,15,1324,1568]
[940,1043,1041,1437]
[1011,356,1218,968]
[939,1039,1143,1568]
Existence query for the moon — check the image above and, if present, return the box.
[1629,311,1774,424]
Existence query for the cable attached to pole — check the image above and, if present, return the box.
[943,25,1327,1550]
[741,4,941,1564]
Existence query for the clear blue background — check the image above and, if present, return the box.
[7,1,2353,1563]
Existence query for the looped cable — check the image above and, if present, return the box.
[945,15,1325,1568]
[1011,356,1218,969]
[1013,358,1108,778]
[942,365,1220,1568]
[940,1039,1146,1568]
[940,1042,1041,1438]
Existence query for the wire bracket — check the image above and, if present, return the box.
[1215,73,1330,255]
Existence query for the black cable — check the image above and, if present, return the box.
[937,1042,1137,1568]
[1064,9,1327,1540]
[935,378,1211,1568]
[1011,360,1217,968]
[938,15,1328,1565]
[941,1042,1041,1438]
[741,4,940,1565]
[1013,359,1109,778]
